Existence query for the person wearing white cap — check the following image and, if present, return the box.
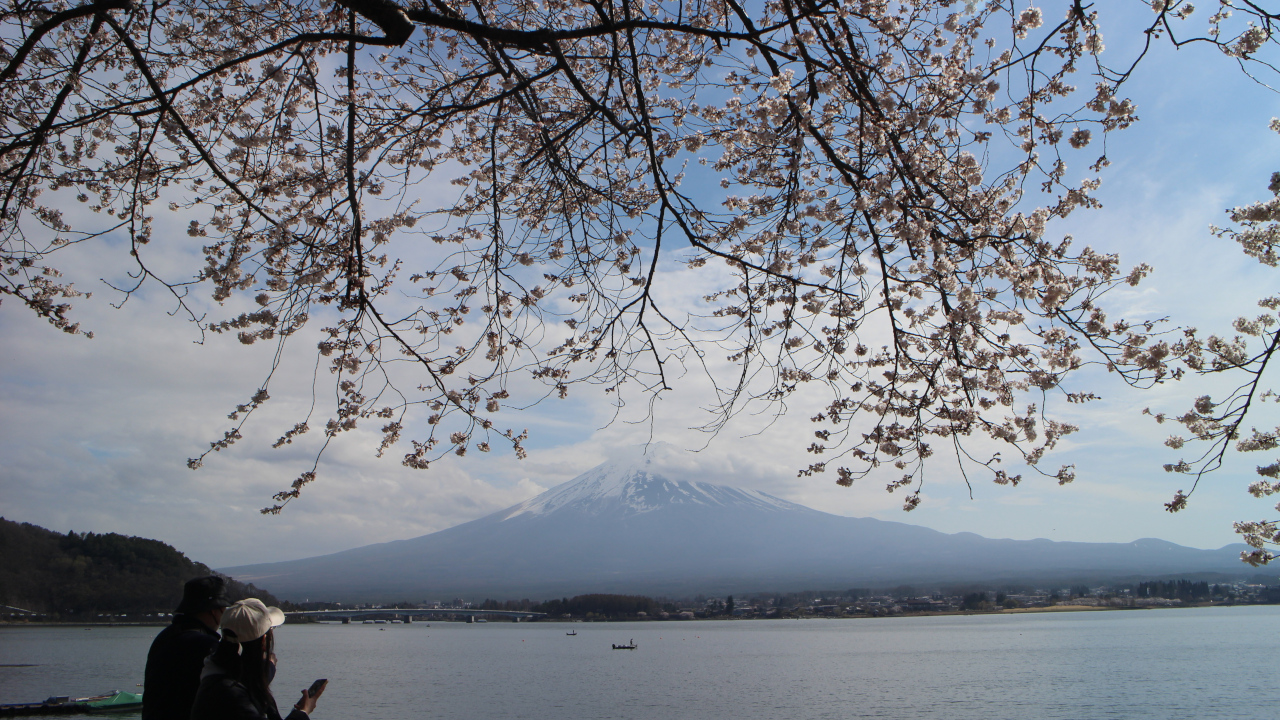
[190,599,326,720]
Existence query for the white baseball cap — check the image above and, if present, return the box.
[219,598,286,642]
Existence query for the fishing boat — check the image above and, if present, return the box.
[611,641,637,650]
[566,630,577,636]
[0,690,142,717]
[84,691,143,714]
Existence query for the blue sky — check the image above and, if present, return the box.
[3,4,1280,570]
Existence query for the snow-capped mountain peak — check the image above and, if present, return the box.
[500,449,803,520]
[220,444,1253,602]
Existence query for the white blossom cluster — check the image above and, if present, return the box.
[1162,116,1280,565]
[0,0,1275,514]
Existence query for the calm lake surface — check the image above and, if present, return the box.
[2,606,1278,719]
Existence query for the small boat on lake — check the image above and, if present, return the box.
[612,640,637,650]
[0,690,142,717]
[566,630,577,636]
[84,691,143,714]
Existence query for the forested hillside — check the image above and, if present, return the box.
[0,518,280,617]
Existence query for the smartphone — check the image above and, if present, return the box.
[307,679,328,698]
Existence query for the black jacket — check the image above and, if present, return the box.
[143,614,220,720]
[190,656,306,720]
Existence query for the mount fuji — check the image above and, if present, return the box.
[221,448,1252,602]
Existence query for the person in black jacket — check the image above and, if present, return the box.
[191,598,324,720]
[143,576,230,720]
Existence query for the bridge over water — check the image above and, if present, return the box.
[286,607,546,622]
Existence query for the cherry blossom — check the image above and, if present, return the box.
[1,0,1275,518]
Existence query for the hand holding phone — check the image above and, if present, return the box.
[296,679,327,714]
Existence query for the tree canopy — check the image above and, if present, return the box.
[4,0,1280,556]
[0,517,282,615]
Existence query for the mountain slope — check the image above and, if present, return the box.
[220,452,1251,602]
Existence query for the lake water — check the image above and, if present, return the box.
[2,606,1278,719]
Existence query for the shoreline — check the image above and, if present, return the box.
[2,602,1247,627]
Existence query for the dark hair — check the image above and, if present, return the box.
[210,637,241,678]
[239,630,276,714]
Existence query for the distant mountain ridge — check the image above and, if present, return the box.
[220,448,1254,602]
